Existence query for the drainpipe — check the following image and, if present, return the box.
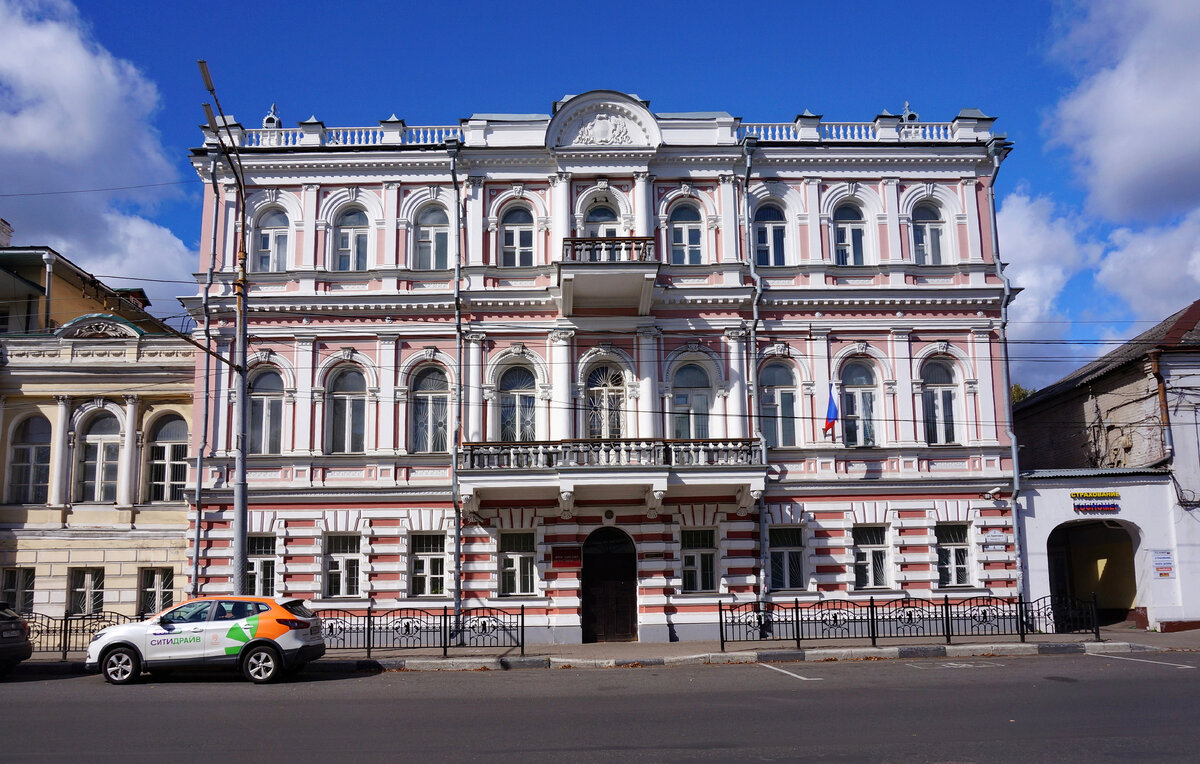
[446,138,464,631]
[192,160,219,595]
[1148,349,1175,463]
[40,252,55,331]
[742,137,770,596]
[986,137,1025,599]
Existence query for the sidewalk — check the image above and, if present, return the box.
[16,623,1200,676]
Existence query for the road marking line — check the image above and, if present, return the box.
[1087,653,1196,669]
[757,662,823,681]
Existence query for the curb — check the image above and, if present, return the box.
[9,641,1167,677]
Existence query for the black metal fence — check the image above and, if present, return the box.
[314,606,526,657]
[719,594,1100,650]
[23,611,143,659]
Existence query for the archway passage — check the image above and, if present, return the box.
[1047,520,1138,624]
[581,527,637,643]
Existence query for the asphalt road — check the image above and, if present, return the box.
[2,652,1199,762]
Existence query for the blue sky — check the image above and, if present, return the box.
[2,0,1198,388]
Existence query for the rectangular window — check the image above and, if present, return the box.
[769,527,806,590]
[681,529,716,592]
[500,532,536,596]
[138,567,174,615]
[410,533,445,596]
[8,444,50,504]
[761,390,797,448]
[247,535,277,597]
[68,567,104,615]
[1,567,35,612]
[852,526,889,589]
[842,390,876,447]
[148,442,189,502]
[80,442,119,503]
[922,389,957,445]
[324,535,361,598]
[936,524,971,587]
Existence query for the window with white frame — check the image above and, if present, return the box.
[911,203,944,266]
[253,208,289,273]
[936,524,971,587]
[754,204,787,267]
[414,206,449,270]
[147,415,188,502]
[1,567,34,612]
[852,526,889,589]
[499,207,534,267]
[668,204,704,265]
[138,567,174,615]
[681,529,716,592]
[672,364,711,440]
[324,535,361,598]
[840,361,877,447]
[921,360,958,445]
[248,370,284,455]
[333,208,369,271]
[499,532,536,596]
[760,363,797,448]
[585,365,624,439]
[76,412,120,503]
[409,533,445,596]
[68,567,104,614]
[584,204,619,238]
[8,415,51,504]
[498,367,537,442]
[328,367,367,454]
[247,535,277,597]
[833,204,866,266]
[769,527,806,590]
[410,367,449,453]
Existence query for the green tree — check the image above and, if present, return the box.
[1010,383,1034,404]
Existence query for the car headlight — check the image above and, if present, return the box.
[90,631,104,643]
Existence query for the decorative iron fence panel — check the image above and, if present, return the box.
[314,606,524,657]
[22,611,142,658]
[720,594,1100,650]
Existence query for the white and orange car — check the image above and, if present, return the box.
[85,596,325,684]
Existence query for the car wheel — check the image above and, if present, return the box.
[242,645,281,684]
[102,647,140,685]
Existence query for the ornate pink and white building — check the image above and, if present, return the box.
[186,91,1017,642]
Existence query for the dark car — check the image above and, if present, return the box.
[0,603,33,675]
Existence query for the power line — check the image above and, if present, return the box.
[0,180,200,198]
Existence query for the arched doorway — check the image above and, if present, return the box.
[581,527,637,643]
[1047,520,1139,624]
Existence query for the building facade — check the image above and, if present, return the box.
[1015,300,1200,630]
[0,232,195,617]
[186,92,1017,642]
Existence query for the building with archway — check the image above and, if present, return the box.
[185,92,1018,642]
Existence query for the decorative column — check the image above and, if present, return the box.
[466,177,485,268]
[301,184,319,270]
[549,330,574,440]
[882,178,901,262]
[804,178,823,262]
[634,172,653,237]
[49,396,71,506]
[811,328,832,443]
[660,390,673,441]
[377,334,399,453]
[382,182,400,268]
[891,328,915,444]
[293,334,316,455]
[550,173,571,260]
[465,333,486,442]
[718,174,738,263]
[636,328,660,438]
[116,395,139,507]
[725,326,748,438]
[972,328,999,444]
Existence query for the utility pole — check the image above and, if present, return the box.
[199,60,249,595]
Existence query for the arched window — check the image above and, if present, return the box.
[672,364,711,439]
[148,415,188,502]
[500,207,534,267]
[833,205,866,266]
[328,368,367,454]
[411,367,449,453]
[840,361,877,446]
[911,204,944,266]
[498,367,537,442]
[760,363,797,448]
[584,204,619,238]
[248,370,284,455]
[585,365,624,439]
[334,208,369,271]
[414,206,449,271]
[77,412,120,503]
[669,204,704,265]
[921,360,958,444]
[8,416,51,504]
[754,204,787,267]
[253,209,289,273]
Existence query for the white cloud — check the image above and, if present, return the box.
[0,0,193,317]
[1095,209,1200,320]
[1050,0,1200,222]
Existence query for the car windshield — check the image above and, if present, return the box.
[282,601,315,618]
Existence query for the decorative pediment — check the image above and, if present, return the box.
[57,315,141,339]
[546,91,661,151]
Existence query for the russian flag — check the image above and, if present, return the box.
[823,383,838,435]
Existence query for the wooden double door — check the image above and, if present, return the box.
[581,527,637,643]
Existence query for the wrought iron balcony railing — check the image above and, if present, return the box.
[458,438,763,470]
[561,237,656,263]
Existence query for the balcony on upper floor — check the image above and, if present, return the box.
[557,237,659,316]
[459,437,761,471]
